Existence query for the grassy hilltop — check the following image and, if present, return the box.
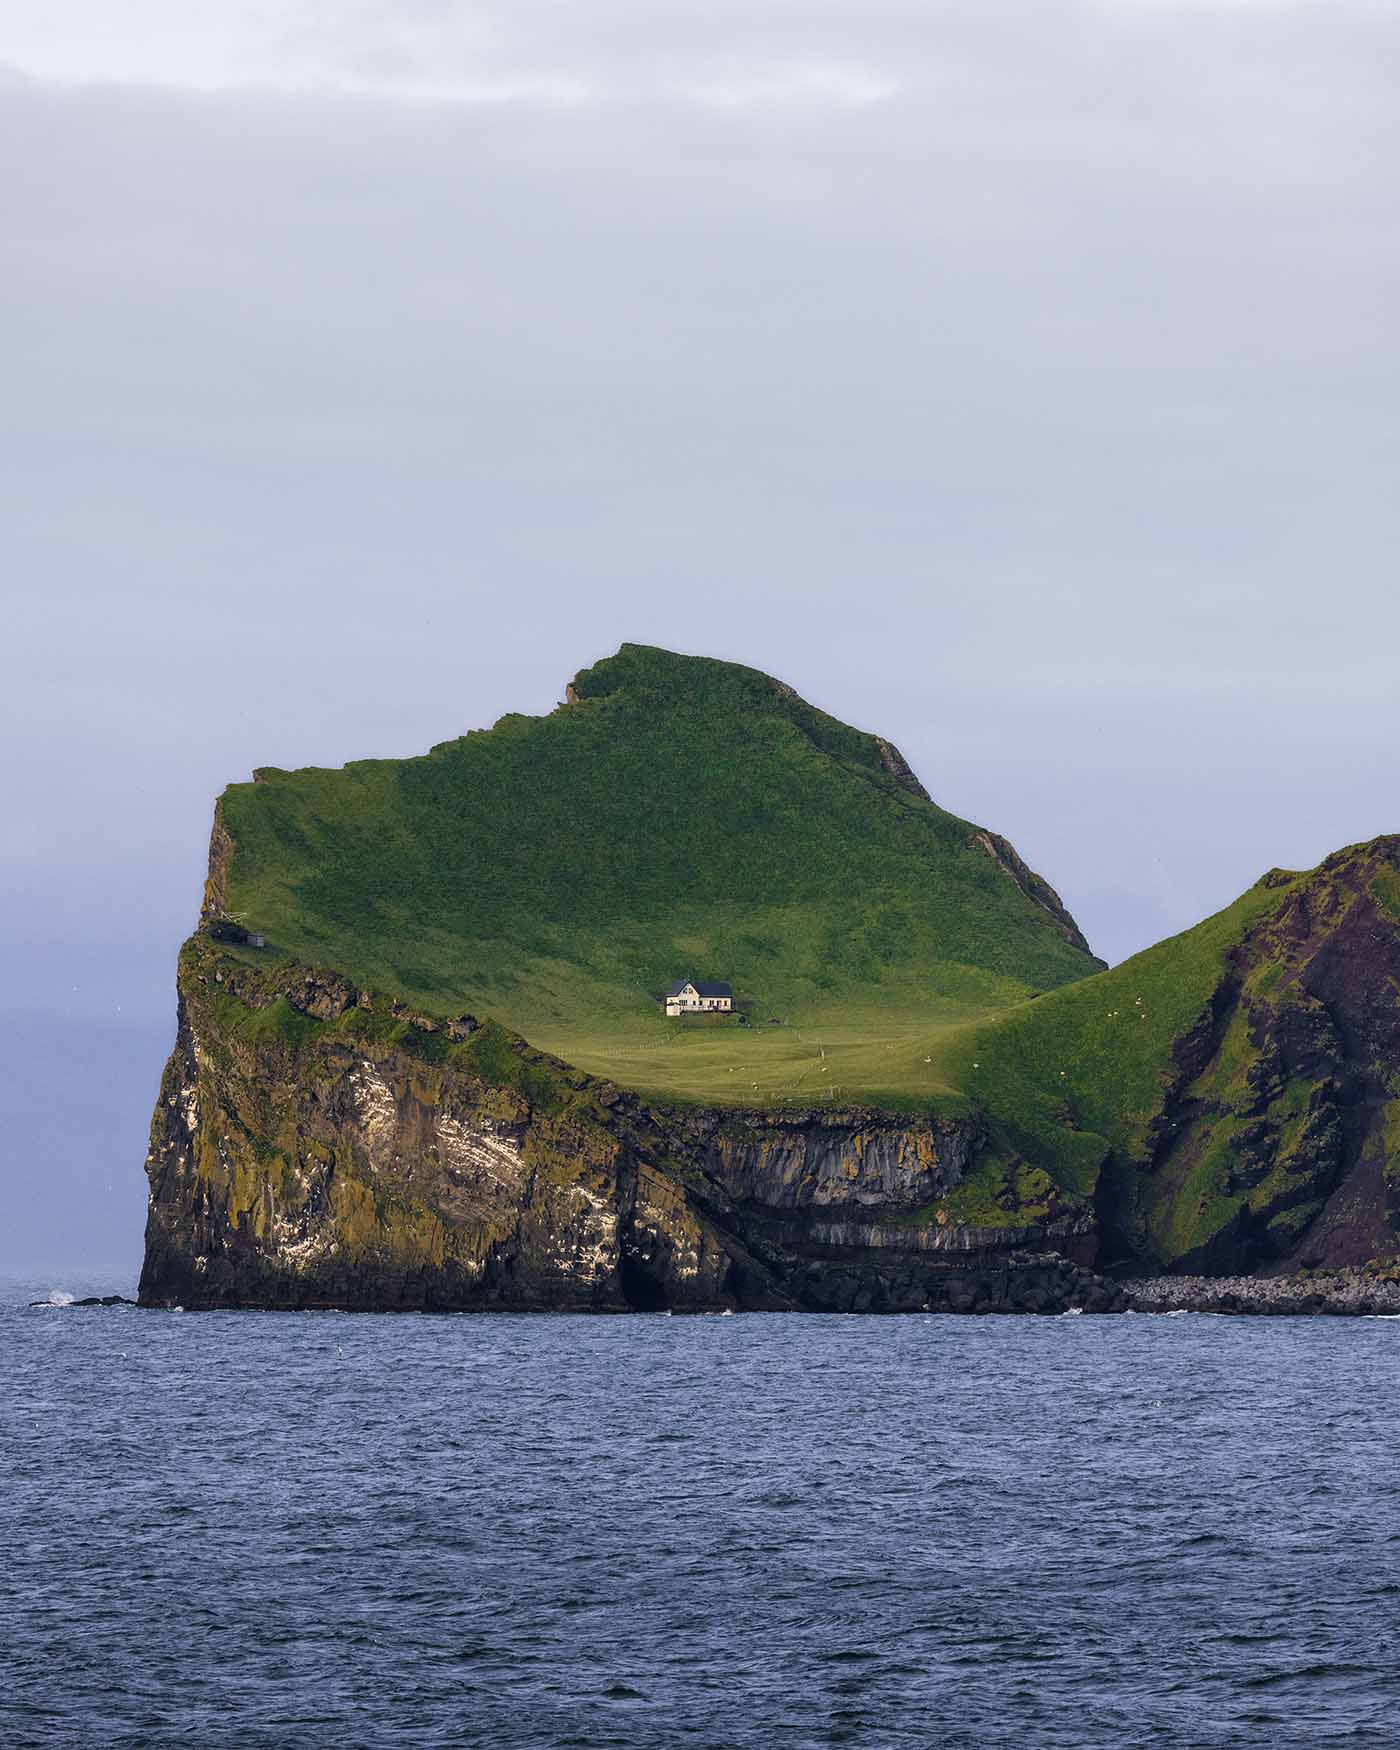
[211,643,1100,1106]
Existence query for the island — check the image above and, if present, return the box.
[139,644,1400,1313]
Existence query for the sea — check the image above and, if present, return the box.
[6,1280,1400,1749]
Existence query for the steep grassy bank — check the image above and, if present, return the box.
[932,840,1400,1273]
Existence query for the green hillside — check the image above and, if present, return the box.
[930,839,1400,1271]
[210,642,1100,1105]
[933,878,1298,1197]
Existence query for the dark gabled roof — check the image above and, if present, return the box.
[665,978,732,998]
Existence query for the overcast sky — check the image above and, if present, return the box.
[4,0,1399,1275]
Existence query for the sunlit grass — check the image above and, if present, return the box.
[528,995,988,1111]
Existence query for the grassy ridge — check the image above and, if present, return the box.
[934,878,1297,1190]
[945,889,1295,1162]
[214,643,1100,1105]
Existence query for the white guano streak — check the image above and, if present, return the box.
[348,1060,398,1155]
[435,1114,525,1195]
[560,1182,619,1281]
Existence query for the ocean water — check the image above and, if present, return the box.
[5,1283,1400,1748]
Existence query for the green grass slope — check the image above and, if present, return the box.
[209,643,1100,1105]
[928,840,1400,1269]
[933,877,1299,1195]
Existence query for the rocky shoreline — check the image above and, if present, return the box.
[1121,1269,1400,1317]
[32,1273,1400,1316]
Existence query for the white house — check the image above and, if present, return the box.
[664,979,733,1017]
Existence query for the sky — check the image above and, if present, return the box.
[4,0,1399,1275]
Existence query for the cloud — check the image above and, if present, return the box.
[0,3,903,112]
[1099,0,1324,8]
[673,62,902,111]
[248,71,601,106]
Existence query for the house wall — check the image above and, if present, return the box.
[664,988,731,1015]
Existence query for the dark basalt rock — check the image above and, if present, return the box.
[29,1294,136,1308]
[1106,841,1400,1278]
[1124,1270,1400,1317]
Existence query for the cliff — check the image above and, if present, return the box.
[1117,841,1400,1273]
[139,939,1113,1313]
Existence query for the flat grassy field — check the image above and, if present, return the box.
[526,990,992,1111]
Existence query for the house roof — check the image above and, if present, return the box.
[666,978,732,999]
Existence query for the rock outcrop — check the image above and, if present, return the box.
[970,829,1104,963]
[1106,840,1400,1276]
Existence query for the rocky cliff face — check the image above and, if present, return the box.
[1103,840,1400,1275]
[139,939,1110,1314]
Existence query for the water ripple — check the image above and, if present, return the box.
[4,1288,1400,1746]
